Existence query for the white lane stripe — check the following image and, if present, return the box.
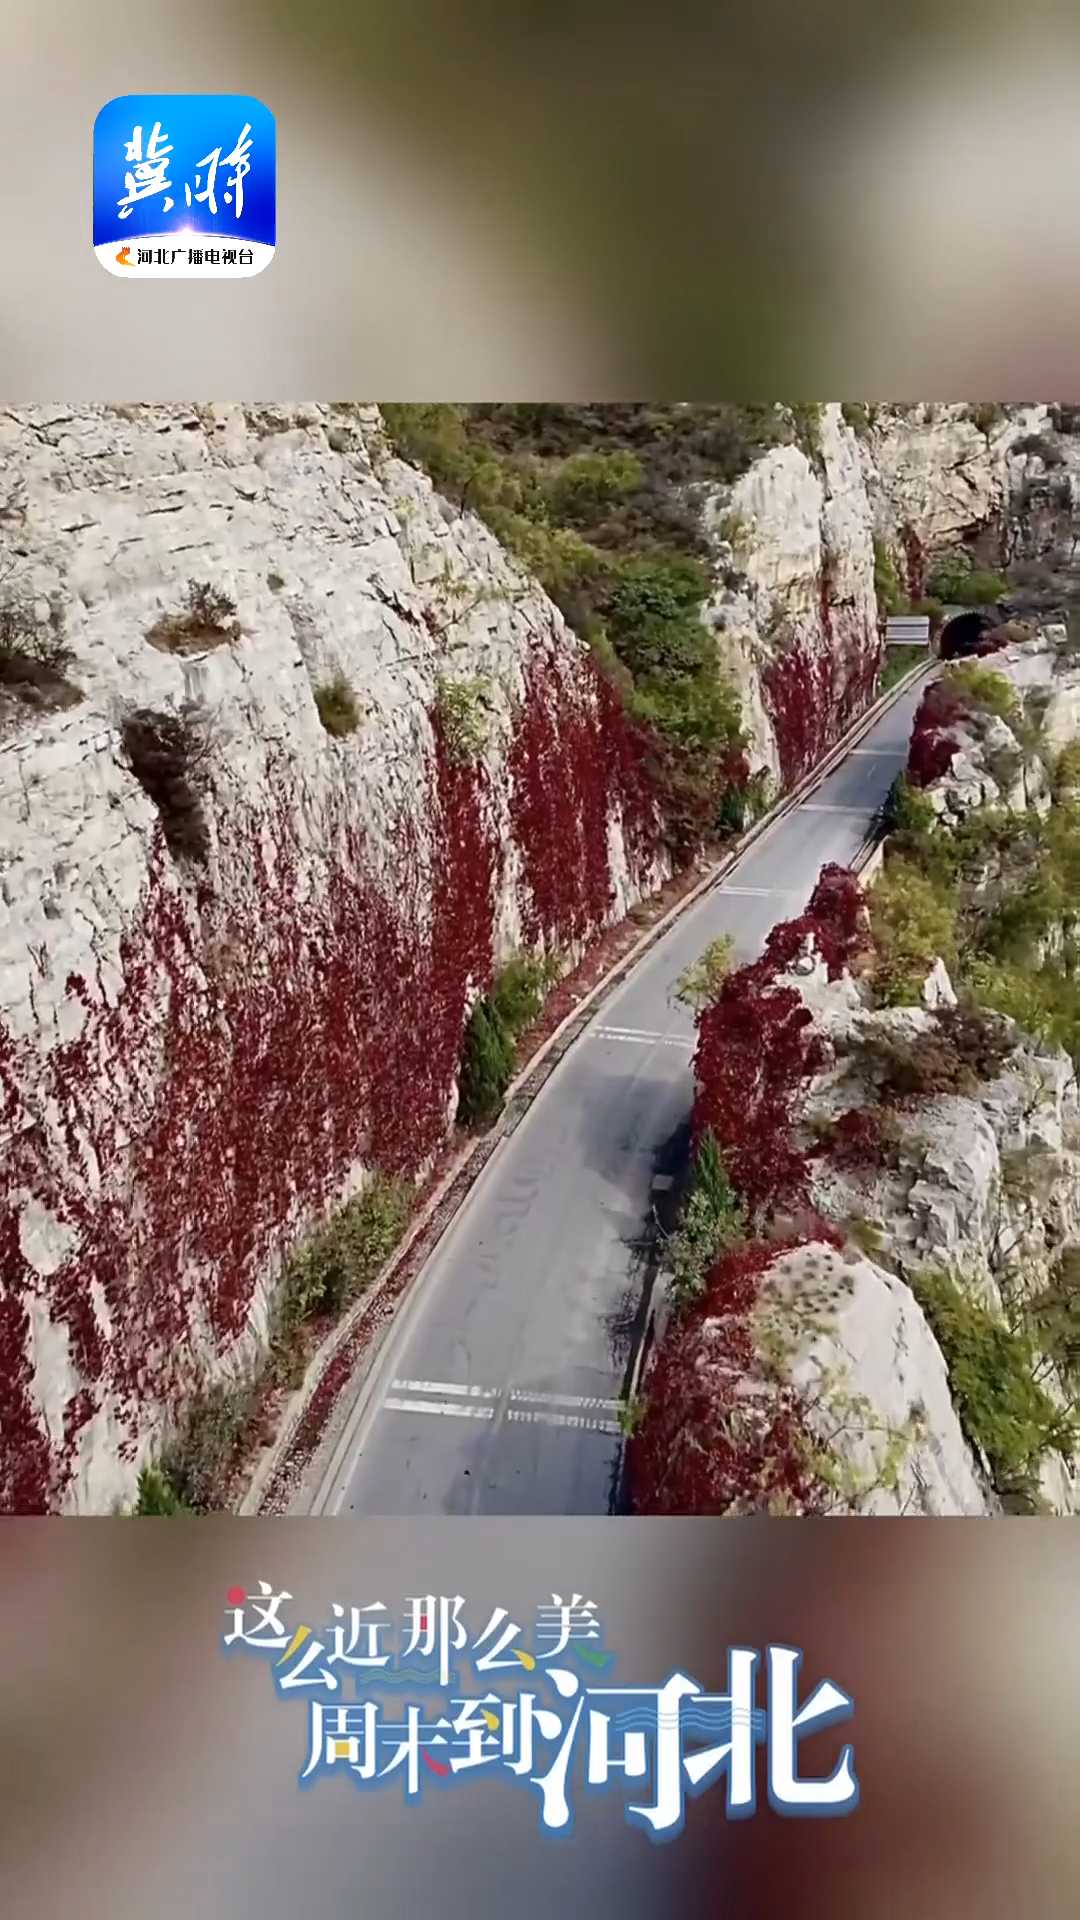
[800,804,875,815]
[509,1388,622,1411]
[592,1027,693,1050]
[849,747,902,757]
[383,1396,495,1420]
[508,1410,621,1434]
[391,1377,498,1399]
[716,885,803,897]
[382,1381,625,1433]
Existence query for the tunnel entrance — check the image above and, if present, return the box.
[939,610,999,659]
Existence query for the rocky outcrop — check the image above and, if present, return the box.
[704,407,878,787]
[700,402,1054,789]
[795,961,1080,1516]
[0,403,663,1513]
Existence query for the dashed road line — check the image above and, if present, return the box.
[591,1026,694,1050]
[508,1409,622,1435]
[382,1379,624,1435]
[716,885,804,897]
[391,1378,498,1400]
[383,1396,495,1420]
[508,1388,622,1411]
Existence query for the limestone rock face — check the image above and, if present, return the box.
[802,989,1080,1515]
[704,406,879,785]
[0,403,663,1513]
[865,403,1050,559]
[701,403,1049,788]
[760,1243,993,1517]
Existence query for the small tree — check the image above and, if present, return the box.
[672,934,735,1012]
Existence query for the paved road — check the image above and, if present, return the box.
[319,680,927,1516]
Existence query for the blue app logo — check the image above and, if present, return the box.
[93,94,275,277]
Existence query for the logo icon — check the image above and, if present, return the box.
[93,94,275,277]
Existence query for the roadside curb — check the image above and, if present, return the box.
[240,652,935,1514]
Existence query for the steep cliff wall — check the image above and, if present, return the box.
[0,403,662,1513]
[703,402,1051,788]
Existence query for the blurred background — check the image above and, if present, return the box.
[2,1520,1080,1917]
[4,0,1080,394]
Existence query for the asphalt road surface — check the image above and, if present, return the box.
[321,679,927,1516]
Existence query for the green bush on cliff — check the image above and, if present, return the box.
[912,1266,1075,1498]
[869,858,959,1004]
[134,1464,191,1515]
[943,663,1019,723]
[380,404,757,849]
[666,1132,747,1308]
[457,952,561,1129]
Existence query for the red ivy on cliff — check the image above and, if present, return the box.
[906,680,970,788]
[691,864,867,1215]
[1,651,663,1512]
[628,1239,827,1515]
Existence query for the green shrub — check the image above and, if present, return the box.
[134,1464,191,1515]
[869,858,959,1004]
[882,773,936,839]
[841,402,872,438]
[965,957,1080,1072]
[666,1132,746,1307]
[1055,741,1080,796]
[879,644,925,692]
[912,1266,1075,1492]
[380,404,753,857]
[944,662,1018,722]
[489,951,560,1034]
[435,676,490,764]
[873,539,907,617]
[927,553,1006,606]
[159,1378,262,1511]
[789,402,825,461]
[926,550,973,603]
[912,596,945,628]
[605,553,712,680]
[314,673,360,737]
[544,450,643,524]
[273,1176,413,1370]
[456,952,559,1128]
[147,580,240,655]
[1028,1248,1080,1388]
[457,999,517,1128]
[672,934,735,1012]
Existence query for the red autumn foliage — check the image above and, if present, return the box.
[634,864,874,1514]
[763,863,867,982]
[628,1239,827,1515]
[691,863,868,1216]
[694,973,825,1214]
[906,679,972,789]
[1,651,663,1513]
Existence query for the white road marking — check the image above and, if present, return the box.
[381,1380,624,1435]
[391,1378,498,1400]
[508,1388,622,1411]
[508,1410,622,1435]
[591,1026,693,1050]
[799,803,874,815]
[716,885,804,897]
[848,747,902,757]
[383,1396,495,1420]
